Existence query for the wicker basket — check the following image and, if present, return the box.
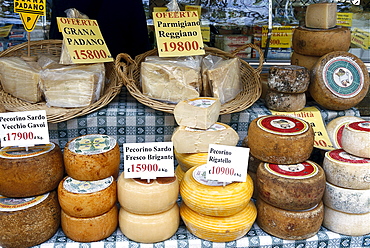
[0,40,124,123]
[115,44,264,115]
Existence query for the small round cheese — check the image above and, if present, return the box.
[290,51,321,71]
[63,134,120,181]
[265,90,306,112]
[174,149,208,172]
[268,65,310,93]
[119,203,180,243]
[341,121,370,158]
[326,116,364,149]
[175,165,185,183]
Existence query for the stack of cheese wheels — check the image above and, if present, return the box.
[180,165,256,242]
[60,134,120,242]
[117,174,180,243]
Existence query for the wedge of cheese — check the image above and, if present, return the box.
[305,3,337,29]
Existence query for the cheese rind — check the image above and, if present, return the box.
[341,121,370,158]
[326,116,364,149]
[305,3,337,29]
[290,51,321,71]
[174,149,208,172]
[265,90,306,112]
[268,65,310,93]
[175,165,185,183]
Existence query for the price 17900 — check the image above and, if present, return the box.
[5,132,34,141]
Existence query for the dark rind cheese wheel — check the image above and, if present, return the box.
[265,90,306,112]
[292,26,351,56]
[0,191,61,248]
[0,143,64,197]
[257,161,326,210]
[268,65,310,93]
[248,115,314,164]
[309,51,369,111]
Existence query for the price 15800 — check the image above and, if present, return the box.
[5,132,34,141]
[161,41,200,52]
[73,49,108,60]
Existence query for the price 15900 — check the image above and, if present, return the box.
[5,132,34,141]
[73,49,108,60]
[161,41,200,52]
[129,163,160,173]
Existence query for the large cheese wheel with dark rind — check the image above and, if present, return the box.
[0,191,61,248]
[174,149,208,172]
[0,143,64,197]
[268,65,310,93]
[326,116,364,149]
[309,51,369,111]
[292,26,351,56]
[58,176,117,218]
[290,51,321,71]
[341,121,370,158]
[248,115,314,164]
[257,161,326,210]
[256,198,324,240]
[64,134,120,181]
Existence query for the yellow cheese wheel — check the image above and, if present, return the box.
[175,165,185,183]
[0,143,64,197]
[326,116,364,149]
[290,52,321,71]
[174,149,208,172]
[180,165,253,216]
[58,176,117,218]
[180,200,257,243]
[341,121,370,158]
[63,134,120,181]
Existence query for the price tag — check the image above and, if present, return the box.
[205,144,249,183]
[123,142,174,179]
[262,26,296,48]
[153,11,205,57]
[14,0,45,32]
[0,110,49,147]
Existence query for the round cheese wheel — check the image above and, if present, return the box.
[175,165,185,183]
[265,90,306,112]
[341,121,370,158]
[63,134,120,181]
[180,200,257,243]
[0,191,60,248]
[256,198,324,240]
[326,116,364,149]
[257,161,325,210]
[248,115,314,164]
[180,165,254,216]
[290,51,321,71]
[240,136,262,174]
[174,149,208,172]
[119,203,180,243]
[324,181,370,214]
[58,176,117,218]
[0,143,64,197]
[248,170,258,199]
[117,173,179,214]
[323,149,370,190]
[323,205,370,236]
[309,51,369,111]
[268,65,310,93]
[292,26,351,56]
[61,204,118,242]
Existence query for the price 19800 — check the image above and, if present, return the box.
[161,41,200,52]
[5,132,34,141]
[73,49,108,60]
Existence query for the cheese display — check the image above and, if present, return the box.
[267,65,310,93]
[172,122,239,153]
[175,165,185,183]
[265,90,306,112]
[174,149,208,172]
[174,97,221,130]
[119,203,180,243]
[0,191,60,248]
[290,51,321,71]
[58,176,117,218]
[341,121,370,158]
[257,161,326,210]
[309,51,369,110]
[305,3,337,29]
[248,115,314,164]
[0,143,64,198]
[326,116,364,149]
[63,134,120,181]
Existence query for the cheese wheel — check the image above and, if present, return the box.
[61,204,118,242]
[64,134,120,181]
[248,170,258,199]
[323,205,370,236]
[257,161,325,210]
[180,200,257,243]
[58,176,117,218]
[256,198,324,240]
[305,3,337,29]
[248,115,314,164]
[268,65,310,93]
[290,51,321,71]
[175,165,185,183]
[240,137,262,173]
[324,181,370,214]
[0,191,60,248]
[0,143,64,197]
[171,122,239,153]
[341,121,370,158]
[174,149,208,172]
[309,51,369,111]
[265,90,306,112]
[292,26,351,56]
[117,173,179,214]
[260,73,269,99]
[180,165,253,216]
[326,116,364,149]
[119,203,180,243]
[323,149,370,190]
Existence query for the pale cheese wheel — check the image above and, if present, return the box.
[64,134,120,181]
[180,165,253,216]
[265,90,306,112]
[0,191,60,248]
[268,65,310,93]
[119,203,180,243]
[0,143,64,197]
[180,200,257,243]
[256,199,324,240]
[248,115,314,164]
[290,51,321,71]
[323,149,370,190]
[117,173,179,214]
[309,51,369,111]
[61,204,118,242]
[326,116,364,149]
[174,149,208,172]
[175,165,185,183]
[341,121,370,158]
[58,176,117,218]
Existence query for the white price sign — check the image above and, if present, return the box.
[0,110,49,147]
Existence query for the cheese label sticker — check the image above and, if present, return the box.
[327,149,370,164]
[257,116,308,135]
[347,121,370,132]
[0,143,54,159]
[68,134,116,155]
[265,161,318,179]
[323,56,364,98]
[186,123,226,132]
[188,98,216,108]
[0,193,49,212]
[63,176,113,194]
[193,164,231,186]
